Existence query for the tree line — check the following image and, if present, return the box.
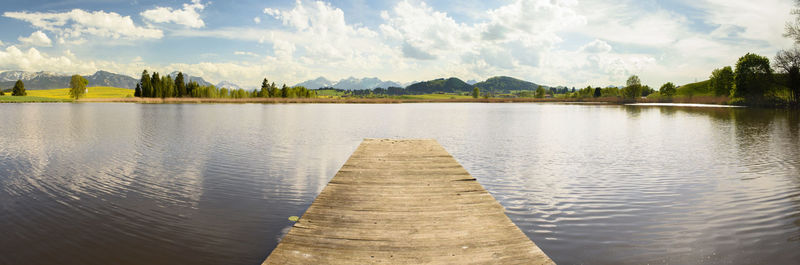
[134,70,316,99]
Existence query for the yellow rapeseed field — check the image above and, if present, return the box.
[26,87,133,99]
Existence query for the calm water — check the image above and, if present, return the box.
[1,103,799,265]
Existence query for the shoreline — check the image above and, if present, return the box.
[75,97,621,104]
[0,95,746,106]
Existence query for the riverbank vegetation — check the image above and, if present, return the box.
[134,70,316,99]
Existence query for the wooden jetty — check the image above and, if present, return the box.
[263,139,554,264]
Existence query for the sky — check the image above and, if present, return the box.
[0,0,796,89]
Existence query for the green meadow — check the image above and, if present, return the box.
[0,95,71,102]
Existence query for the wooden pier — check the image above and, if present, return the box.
[263,139,554,264]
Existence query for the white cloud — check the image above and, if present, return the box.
[3,9,163,43]
[380,1,473,60]
[0,46,94,73]
[253,17,261,24]
[576,2,690,47]
[0,40,4,46]
[141,0,207,28]
[234,51,258,57]
[18,31,52,47]
[581,39,612,53]
[682,0,794,48]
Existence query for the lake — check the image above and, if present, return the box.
[1,103,798,264]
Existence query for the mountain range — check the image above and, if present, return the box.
[1,69,550,93]
[0,70,139,90]
[294,77,401,90]
[0,70,246,90]
[295,75,548,93]
[405,76,547,94]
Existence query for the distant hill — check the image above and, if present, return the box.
[295,76,401,90]
[406,77,472,94]
[334,77,401,90]
[0,70,137,90]
[473,76,544,92]
[677,80,712,96]
[169,71,213,86]
[216,81,243,90]
[295,77,335,89]
[86,71,138,89]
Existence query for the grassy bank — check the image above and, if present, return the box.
[0,95,72,103]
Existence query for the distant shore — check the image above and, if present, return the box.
[67,96,729,104]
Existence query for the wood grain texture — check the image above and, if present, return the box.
[264,139,554,264]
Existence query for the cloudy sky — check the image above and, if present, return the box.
[0,0,795,88]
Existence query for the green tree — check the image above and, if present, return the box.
[151,72,162,98]
[187,81,199,97]
[134,83,141,97]
[641,85,655,97]
[140,70,151,97]
[660,82,677,97]
[12,80,26,96]
[162,75,174,98]
[472,87,480,98]
[593,87,602,97]
[220,87,229,98]
[621,75,642,101]
[733,53,773,102]
[774,47,800,105]
[261,78,269,97]
[709,66,734,96]
[69,75,89,99]
[281,84,288,98]
[534,85,546,98]
[175,72,186,97]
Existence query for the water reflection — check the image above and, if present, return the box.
[0,103,798,265]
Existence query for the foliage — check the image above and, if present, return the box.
[534,86,546,98]
[175,72,186,97]
[733,53,773,102]
[641,85,655,97]
[472,87,479,98]
[133,69,314,99]
[659,82,677,97]
[774,47,800,104]
[593,87,601,97]
[601,86,620,97]
[69,75,89,99]
[12,80,26,96]
[474,76,541,93]
[709,66,734,96]
[406,77,471,94]
[621,75,642,100]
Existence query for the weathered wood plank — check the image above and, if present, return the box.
[263,139,554,264]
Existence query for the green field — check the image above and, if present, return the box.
[0,95,71,102]
[676,80,713,97]
[315,89,345,97]
[26,86,133,99]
